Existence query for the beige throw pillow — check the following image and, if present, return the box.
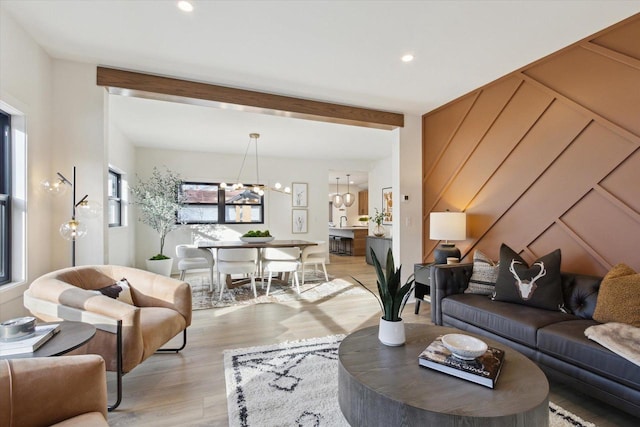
[465,250,499,296]
[593,264,640,327]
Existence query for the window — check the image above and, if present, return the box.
[178,182,264,224]
[0,110,11,285]
[108,169,122,227]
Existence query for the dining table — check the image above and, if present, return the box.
[195,239,318,287]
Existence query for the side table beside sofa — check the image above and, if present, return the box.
[430,263,640,417]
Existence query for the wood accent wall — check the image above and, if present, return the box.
[422,13,640,275]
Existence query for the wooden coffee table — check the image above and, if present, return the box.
[338,324,549,426]
[0,321,96,359]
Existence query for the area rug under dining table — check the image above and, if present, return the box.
[223,335,598,427]
[185,271,366,309]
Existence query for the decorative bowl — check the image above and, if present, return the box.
[441,334,488,360]
[240,236,274,243]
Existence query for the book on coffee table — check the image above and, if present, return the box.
[0,323,61,356]
[418,335,505,389]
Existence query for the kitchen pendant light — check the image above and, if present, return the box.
[333,177,344,208]
[343,174,355,207]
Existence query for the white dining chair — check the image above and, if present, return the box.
[300,241,329,285]
[176,244,215,291]
[216,248,259,300]
[262,247,301,296]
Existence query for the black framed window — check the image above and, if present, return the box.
[177,182,264,224]
[1,110,11,285]
[108,169,122,227]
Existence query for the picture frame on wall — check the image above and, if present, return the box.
[292,209,308,233]
[292,182,308,207]
[382,187,392,224]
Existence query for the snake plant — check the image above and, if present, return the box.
[352,248,415,322]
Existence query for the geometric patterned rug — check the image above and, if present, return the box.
[185,271,367,310]
[223,335,598,427]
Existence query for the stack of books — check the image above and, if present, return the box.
[418,335,505,388]
[0,323,60,357]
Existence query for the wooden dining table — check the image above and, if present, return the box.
[196,239,318,287]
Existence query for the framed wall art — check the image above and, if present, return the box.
[382,187,393,224]
[292,209,308,233]
[292,182,308,207]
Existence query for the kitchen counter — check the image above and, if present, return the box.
[329,227,368,256]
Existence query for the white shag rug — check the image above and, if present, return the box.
[224,335,597,427]
[187,271,366,310]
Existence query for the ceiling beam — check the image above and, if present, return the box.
[97,67,404,130]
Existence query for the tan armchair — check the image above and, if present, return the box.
[0,355,108,427]
[23,265,192,410]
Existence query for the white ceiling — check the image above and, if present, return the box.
[2,0,639,179]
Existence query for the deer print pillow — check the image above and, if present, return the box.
[492,244,564,311]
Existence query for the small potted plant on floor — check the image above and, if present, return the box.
[130,166,184,276]
[352,248,414,346]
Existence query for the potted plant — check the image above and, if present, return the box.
[130,166,184,276]
[358,216,369,226]
[352,248,415,346]
[371,208,386,237]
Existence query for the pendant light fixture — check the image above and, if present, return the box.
[333,177,344,208]
[220,133,291,195]
[343,173,355,207]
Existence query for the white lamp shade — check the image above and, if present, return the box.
[430,212,466,241]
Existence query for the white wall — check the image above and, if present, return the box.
[107,123,136,266]
[133,147,375,272]
[0,8,54,319]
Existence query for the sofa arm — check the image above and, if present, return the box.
[0,355,107,427]
[431,263,473,325]
[122,268,192,327]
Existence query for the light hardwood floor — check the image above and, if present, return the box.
[106,255,637,426]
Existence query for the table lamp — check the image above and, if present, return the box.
[430,211,466,264]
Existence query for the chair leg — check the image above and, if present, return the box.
[209,267,214,292]
[321,263,328,281]
[293,271,300,294]
[179,270,186,280]
[301,263,306,285]
[250,274,257,298]
[266,272,273,296]
[108,320,123,412]
[156,329,188,353]
[218,272,226,301]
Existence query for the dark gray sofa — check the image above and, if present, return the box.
[430,263,640,417]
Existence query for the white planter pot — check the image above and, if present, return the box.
[145,258,173,277]
[378,317,405,346]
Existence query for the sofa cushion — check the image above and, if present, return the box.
[441,293,575,347]
[561,273,601,319]
[493,244,564,311]
[538,319,640,390]
[465,250,499,295]
[593,263,640,327]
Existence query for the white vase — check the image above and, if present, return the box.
[378,317,405,346]
[145,258,173,276]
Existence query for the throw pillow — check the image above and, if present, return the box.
[93,278,134,305]
[465,250,499,295]
[493,244,564,311]
[593,264,640,327]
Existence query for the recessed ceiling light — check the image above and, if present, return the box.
[401,54,414,63]
[177,1,194,12]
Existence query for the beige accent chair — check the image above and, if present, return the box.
[23,265,192,410]
[0,354,108,427]
[176,244,215,291]
[300,241,329,285]
[262,247,301,296]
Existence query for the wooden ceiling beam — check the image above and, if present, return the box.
[97,67,404,130]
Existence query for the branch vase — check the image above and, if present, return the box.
[373,224,386,237]
[378,317,405,346]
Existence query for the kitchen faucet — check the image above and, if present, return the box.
[340,216,347,227]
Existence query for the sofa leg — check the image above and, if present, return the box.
[108,320,123,412]
[415,299,421,314]
[156,329,187,353]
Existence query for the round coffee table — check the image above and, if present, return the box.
[338,324,549,426]
[0,321,96,359]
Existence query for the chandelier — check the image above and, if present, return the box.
[220,133,290,195]
[332,177,343,208]
[343,174,355,207]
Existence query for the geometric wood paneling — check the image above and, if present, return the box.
[422,13,640,274]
